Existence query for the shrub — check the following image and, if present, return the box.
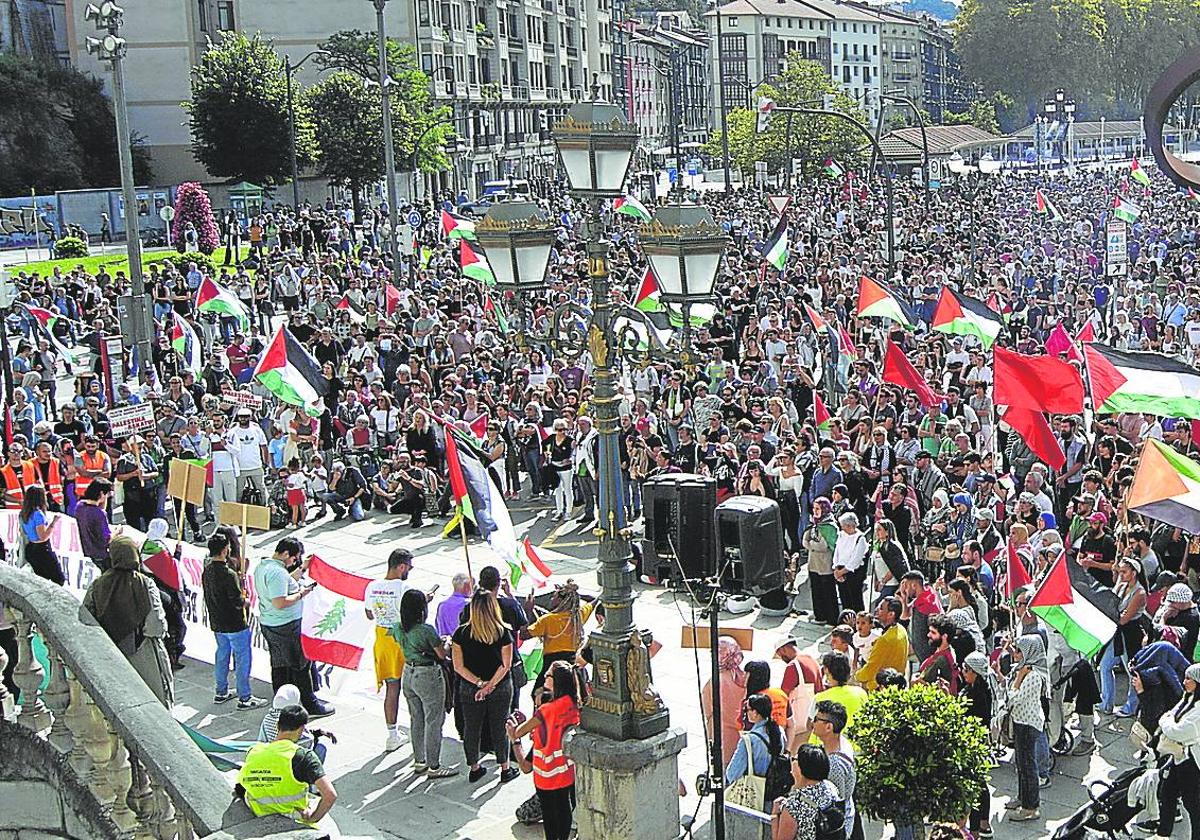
[150,251,215,276]
[848,684,992,829]
[54,236,88,258]
[170,181,220,254]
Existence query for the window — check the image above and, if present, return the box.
[832,42,838,53]
[728,16,737,25]
[418,0,430,26]
[197,0,209,32]
[216,0,234,31]
[842,65,850,82]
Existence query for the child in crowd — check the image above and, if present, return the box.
[830,624,859,672]
[853,610,879,665]
[306,454,329,521]
[286,457,307,528]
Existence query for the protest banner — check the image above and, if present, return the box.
[107,402,156,438]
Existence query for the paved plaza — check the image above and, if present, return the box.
[170,503,1154,840]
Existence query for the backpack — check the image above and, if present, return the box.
[750,731,794,802]
[814,797,847,840]
[239,484,263,507]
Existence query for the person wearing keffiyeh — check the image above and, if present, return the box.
[702,636,748,765]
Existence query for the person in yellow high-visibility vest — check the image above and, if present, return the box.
[237,705,337,825]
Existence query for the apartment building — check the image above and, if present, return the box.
[615,12,708,151]
[65,0,614,198]
[917,13,969,122]
[2,0,67,62]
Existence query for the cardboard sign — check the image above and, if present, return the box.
[107,402,156,438]
[167,458,207,507]
[218,501,271,531]
[220,386,264,411]
[680,625,754,651]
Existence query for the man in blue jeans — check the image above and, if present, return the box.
[201,531,265,710]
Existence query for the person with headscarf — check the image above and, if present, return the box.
[832,512,868,613]
[1154,663,1200,839]
[702,636,748,765]
[919,487,952,576]
[1155,582,1199,661]
[80,535,173,707]
[946,492,977,548]
[802,497,840,625]
[140,518,186,670]
[1006,634,1049,822]
[961,652,997,839]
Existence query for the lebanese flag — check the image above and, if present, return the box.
[1004,537,1033,600]
[883,341,940,408]
[301,555,373,670]
[384,283,402,316]
[1003,406,1065,469]
[993,345,1084,414]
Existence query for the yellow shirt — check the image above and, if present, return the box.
[528,601,595,654]
[855,623,909,690]
[808,683,868,748]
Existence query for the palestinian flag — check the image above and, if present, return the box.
[195,276,251,332]
[1188,187,1200,204]
[986,292,1013,323]
[300,555,373,670]
[23,304,86,364]
[931,287,1002,349]
[635,266,663,313]
[1029,552,1119,659]
[614,196,652,221]
[837,322,858,358]
[822,158,845,178]
[761,217,789,271]
[460,240,496,285]
[484,292,509,333]
[1084,344,1200,419]
[1004,537,1033,601]
[509,537,554,591]
[440,208,477,240]
[813,392,831,431]
[169,312,203,373]
[1128,438,1200,533]
[182,456,214,487]
[1113,196,1141,223]
[857,276,914,328]
[1130,156,1152,187]
[443,422,519,569]
[1034,189,1062,222]
[253,326,329,416]
[334,294,366,324]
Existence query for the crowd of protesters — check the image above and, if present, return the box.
[3,155,1200,838]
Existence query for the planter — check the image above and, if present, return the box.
[892,822,926,840]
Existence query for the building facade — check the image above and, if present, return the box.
[2,0,67,62]
[918,13,968,122]
[65,0,614,199]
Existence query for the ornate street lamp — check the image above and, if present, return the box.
[475,200,556,291]
[553,101,641,197]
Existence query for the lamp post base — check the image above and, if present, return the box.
[564,726,687,840]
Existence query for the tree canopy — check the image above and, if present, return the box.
[185,31,316,185]
[0,54,152,194]
[955,0,1200,125]
[315,30,453,174]
[704,58,868,180]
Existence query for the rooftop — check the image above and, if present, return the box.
[879,124,1002,159]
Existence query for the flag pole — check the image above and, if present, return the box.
[458,510,474,579]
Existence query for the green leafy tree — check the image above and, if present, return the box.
[304,71,383,219]
[704,58,867,181]
[315,31,452,177]
[185,32,316,185]
[942,98,1004,134]
[849,685,992,835]
[0,53,152,194]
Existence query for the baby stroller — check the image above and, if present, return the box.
[1051,762,1155,839]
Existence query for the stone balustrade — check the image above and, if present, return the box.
[0,563,327,840]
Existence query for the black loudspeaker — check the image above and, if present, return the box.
[715,495,785,596]
[641,473,717,582]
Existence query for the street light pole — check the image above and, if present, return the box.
[371,0,401,278]
[285,50,328,211]
[714,3,731,194]
[85,2,151,384]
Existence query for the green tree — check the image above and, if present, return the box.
[315,31,452,176]
[304,71,384,219]
[942,96,1006,134]
[703,58,867,181]
[849,685,992,837]
[0,53,152,194]
[185,32,316,185]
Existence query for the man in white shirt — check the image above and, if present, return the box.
[364,548,414,752]
[208,414,240,516]
[226,407,268,500]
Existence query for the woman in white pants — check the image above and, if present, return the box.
[544,420,575,521]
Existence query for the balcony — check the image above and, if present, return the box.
[507,34,525,48]
[892,51,915,61]
[565,43,579,57]
[475,132,498,148]
[511,84,531,101]
[505,131,527,145]
[842,52,871,63]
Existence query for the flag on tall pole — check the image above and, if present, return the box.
[993,346,1085,414]
[1004,537,1033,600]
[460,240,496,285]
[930,287,1002,349]
[613,196,652,221]
[813,392,831,431]
[440,209,477,240]
[857,276,915,328]
[253,327,329,416]
[1112,195,1142,223]
[1034,189,1063,222]
[1130,156,1152,188]
[883,341,940,408]
[195,277,251,332]
[822,158,845,178]
[1084,344,1200,419]
[22,304,87,364]
[1127,438,1200,533]
[1029,552,1120,658]
[169,312,203,374]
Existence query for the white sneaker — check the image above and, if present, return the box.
[384,731,403,752]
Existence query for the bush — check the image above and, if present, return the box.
[54,236,88,258]
[150,251,215,276]
[848,684,992,829]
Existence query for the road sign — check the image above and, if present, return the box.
[927,158,944,183]
[767,195,792,216]
[406,209,423,228]
[667,167,678,184]
[1106,220,1128,277]
[159,205,175,222]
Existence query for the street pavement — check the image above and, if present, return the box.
[168,499,1163,840]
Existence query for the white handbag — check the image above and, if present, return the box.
[725,733,767,811]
